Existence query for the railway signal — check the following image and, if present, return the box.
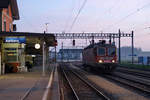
[54,40,58,46]
[73,40,75,46]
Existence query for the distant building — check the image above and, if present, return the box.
[138,51,150,65]
[138,51,150,57]
[119,46,150,64]
[50,48,83,62]
[119,47,141,62]
[0,0,19,31]
[49,51,56,62]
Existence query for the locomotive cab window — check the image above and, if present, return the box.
[108,47,116,56]
[98,47,105,56]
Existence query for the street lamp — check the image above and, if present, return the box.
[42,41,46,76]
[42,23,49,76]
[45,23,49,33]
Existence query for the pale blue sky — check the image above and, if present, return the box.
[15,0,150,51]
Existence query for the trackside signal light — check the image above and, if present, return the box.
[73,40,75,46]
[54,40,57,46]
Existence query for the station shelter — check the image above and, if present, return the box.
[0,32,56,74]
[2,37,25,72]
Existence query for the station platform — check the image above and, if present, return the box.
[0,65,54,100]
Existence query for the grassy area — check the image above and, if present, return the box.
[120,63,150,69]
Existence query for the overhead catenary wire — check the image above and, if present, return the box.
[68,0,88,32]
[106,0,122,15]
[103,2,150,31]
[96,0,121,32]
[64,1,76,32]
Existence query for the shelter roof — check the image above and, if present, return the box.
[0,31,56,55]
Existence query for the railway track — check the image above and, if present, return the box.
[119,65,150,71]
[60,65,110,100]
[105,73,150,96]
[112,67,150,96]
[72,64,150,98]
[116,67,150,79]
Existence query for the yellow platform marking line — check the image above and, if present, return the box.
[42,66,55,100]
[0,76,25,80]
[0,76,6,79]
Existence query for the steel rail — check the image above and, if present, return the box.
[62,65,111,100]
[105,75,150,94]
[73,64,150,95]
[70,70,110,100]
[116,67,150,79]
[62,69,80,100]
[113,72,150,86]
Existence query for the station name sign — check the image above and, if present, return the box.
[4,37,26,43]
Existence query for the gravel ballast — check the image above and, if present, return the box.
[87,75,149,100]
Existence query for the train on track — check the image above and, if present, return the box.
[82,40,117,73]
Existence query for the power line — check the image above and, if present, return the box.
[106,0,122,15]
[68,0,88,32]
[96,0,121,31]
[103,2,150,31]
[64,1,76,32]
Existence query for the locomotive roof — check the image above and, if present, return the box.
[84,42,116,50]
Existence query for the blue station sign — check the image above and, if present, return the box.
[5,37,26,43]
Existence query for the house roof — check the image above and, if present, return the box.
[0,0,9,8]
[0,0,19,20]
[10,0,19,20]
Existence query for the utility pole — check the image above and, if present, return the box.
[118,29,121,64]
[42,31,46,76]
[55,46,57,63]
[61,42,64,62]
[92,34,94,44]
[42,23,48,76]
[131,31,134,64]
[109,35,112,44]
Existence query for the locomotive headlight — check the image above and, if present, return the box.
[99,60,103,63]
[112,60,115,63]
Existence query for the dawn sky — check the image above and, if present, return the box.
[15,0,150,51]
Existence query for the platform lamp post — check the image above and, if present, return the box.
[42,35,46,76]
[42,23,49,76]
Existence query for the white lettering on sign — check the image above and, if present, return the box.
[5,40,19,43]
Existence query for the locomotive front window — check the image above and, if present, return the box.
[98,47,105,56]
[108,47,116,56]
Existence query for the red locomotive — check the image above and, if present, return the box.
[82,40,117,73]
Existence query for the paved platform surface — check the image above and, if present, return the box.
[48,66,60,100]
[0,65,52,100]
